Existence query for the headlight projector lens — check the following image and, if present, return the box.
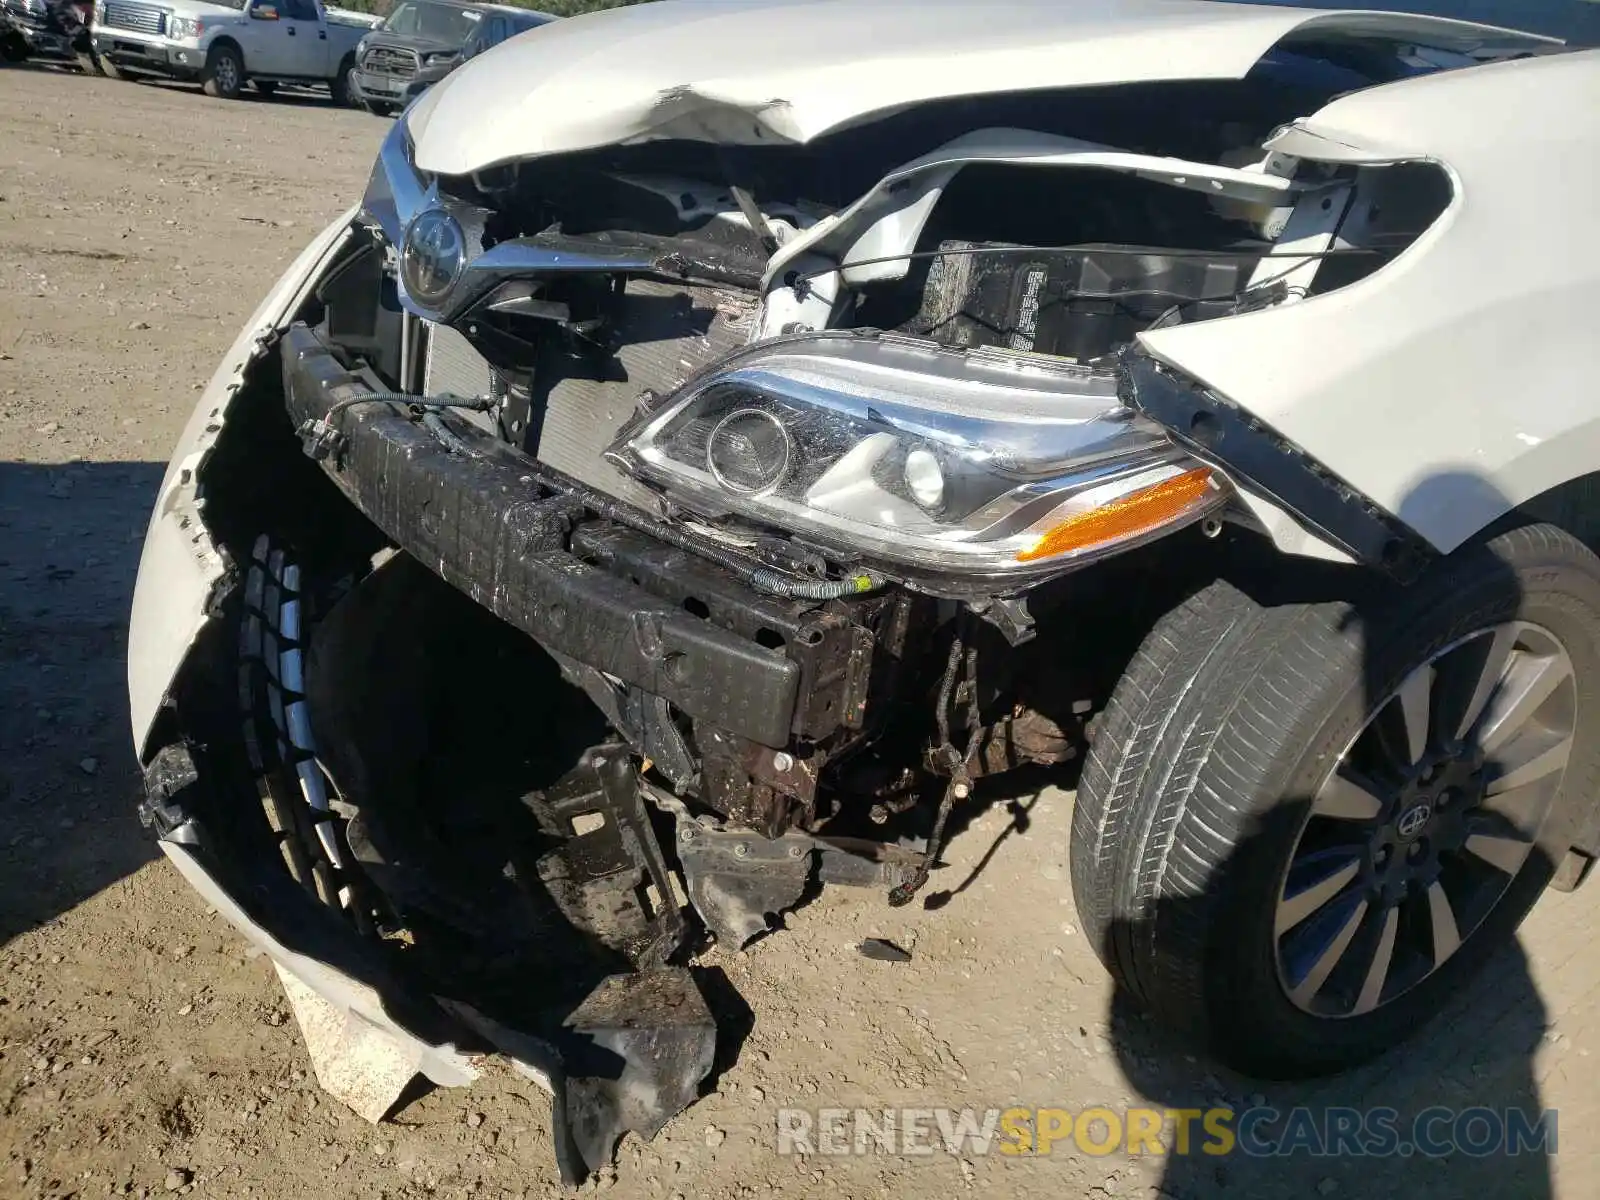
[903,448,945,510]
[707,408,792,495]
[400,208,467,308]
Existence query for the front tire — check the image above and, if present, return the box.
[201,42,243,98]
[1071,523,1600,1077]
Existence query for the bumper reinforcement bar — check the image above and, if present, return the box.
[279,322,801,748]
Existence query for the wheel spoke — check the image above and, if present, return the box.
[1427,881,1462,965]
[1478,651,1572,754]
[1277,622,1574,1017]
[1454,625,1520,742]
[1485,734,1573,797]
[1396,665,1434,766]
[1314,767,1386,821]
[1290,898,1369,1007]
[1277,857,1361,935]
[1463,832,1534,876]
[1354,905,1400,1014]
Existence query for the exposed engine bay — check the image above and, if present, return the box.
[130,6,1566,1184]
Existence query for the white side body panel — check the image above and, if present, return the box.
[1142,50,1600,553]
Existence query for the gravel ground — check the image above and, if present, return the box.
[2,61,1596,1200]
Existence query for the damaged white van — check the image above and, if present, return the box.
[128,0,1600,1181]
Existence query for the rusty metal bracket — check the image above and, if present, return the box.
[675,817,917,947]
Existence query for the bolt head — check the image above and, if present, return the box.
[772,751,795,773]
[733,842,749,859]
[952,782,972,800]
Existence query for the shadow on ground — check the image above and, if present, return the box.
[1109,928,1550,1199]
[0,459,162,944]
[1099,469,1566,1198]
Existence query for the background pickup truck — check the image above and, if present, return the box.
[348,0,539,116]
[88,0,380,102]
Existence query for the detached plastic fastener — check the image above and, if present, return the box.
[297,417,348,462]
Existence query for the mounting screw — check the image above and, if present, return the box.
[952,781,972,800]
[733,842,749,859]
[772,751,795,773]
[788,844,805,859]
[679,827,696,844]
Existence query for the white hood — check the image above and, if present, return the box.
[161,0,250,18]
[406,0,1552,176]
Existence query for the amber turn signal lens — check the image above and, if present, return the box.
[1017,467,1217,563]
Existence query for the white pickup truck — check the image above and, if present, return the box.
[88,0,379,102]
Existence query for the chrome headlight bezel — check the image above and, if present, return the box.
[607,332,1228,582]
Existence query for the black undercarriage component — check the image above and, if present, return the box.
[555,970,717,1177]
[674,815,919,947]
[570,522,878,742]
[905,240,1259,362]
[525,749,687,966]
[136,737,714,1189]
[1120,350,1439,582]
[279,321,815,750]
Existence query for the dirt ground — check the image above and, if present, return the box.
[1,62,1596,1200]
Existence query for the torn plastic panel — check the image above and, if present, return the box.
[142,688,718,1187]
[129,210,362,755]
[759,126,1303,301]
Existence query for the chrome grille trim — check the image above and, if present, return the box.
[361,46,419,79]
[101,2,164,34]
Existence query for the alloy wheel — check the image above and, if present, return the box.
[1274,621,1575,1017]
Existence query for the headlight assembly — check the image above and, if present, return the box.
[607,333,1228,581]
[167,15,200,37]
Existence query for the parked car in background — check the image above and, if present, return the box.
[88,0,379,101]
[396,4,551,106]
[1,0,94,70]
[349,0,536,116]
